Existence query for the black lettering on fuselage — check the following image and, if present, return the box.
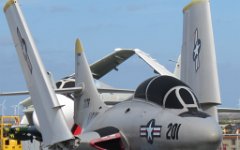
[166,123,181,140]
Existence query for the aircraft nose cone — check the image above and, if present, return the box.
[190,118,222,149]
[203,123,222,144]
[201,123,222,149]
[180,117,222,150]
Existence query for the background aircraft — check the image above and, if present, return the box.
[0,0,239,113]
[1,47,172,132]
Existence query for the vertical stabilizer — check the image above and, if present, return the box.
[173,54,181,79]
[74,39,107,130]
[181,0,221,120]
[4,0,73,146]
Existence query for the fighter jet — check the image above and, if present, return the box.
[3,0,222,149]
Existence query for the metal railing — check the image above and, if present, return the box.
[219,134,240,150]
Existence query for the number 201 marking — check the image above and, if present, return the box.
[166,123,181,140]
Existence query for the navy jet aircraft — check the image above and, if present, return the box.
[3,0,222,149]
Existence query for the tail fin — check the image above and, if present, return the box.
[74,39,107,130]
[181,0,221,121]
[4,0,73,146]
[173,54,181,79]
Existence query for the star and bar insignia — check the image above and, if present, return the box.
[140,119,162,144]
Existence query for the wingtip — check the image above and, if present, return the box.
[75,38,84,54]
[183,0,208,12]
[4,0,16,13]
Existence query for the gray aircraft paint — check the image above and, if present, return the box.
[181,0,221,120]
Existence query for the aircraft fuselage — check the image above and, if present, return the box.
[85,99,222,150]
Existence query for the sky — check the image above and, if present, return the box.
[0,0,239,115]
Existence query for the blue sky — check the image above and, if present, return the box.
[0,0,239,115]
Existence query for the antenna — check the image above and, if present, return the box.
[169,59,178,64]
[0,99,6,116]
[11,105,19,116]
[238,97,240,108]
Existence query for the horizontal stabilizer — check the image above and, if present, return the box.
[0,87,133,96]
[98,88,134,94]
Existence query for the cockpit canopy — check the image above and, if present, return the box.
[134,76,200,110]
